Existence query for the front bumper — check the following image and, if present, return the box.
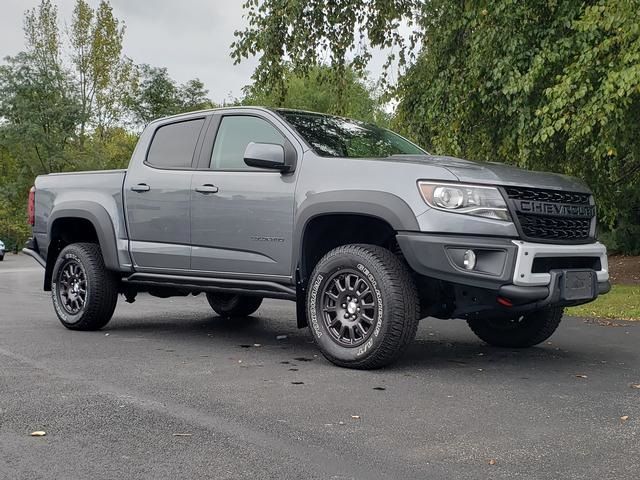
[396,233,610,310]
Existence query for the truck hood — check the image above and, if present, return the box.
[388,154,591,193]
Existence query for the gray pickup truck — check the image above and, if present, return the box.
[24,107,610,368]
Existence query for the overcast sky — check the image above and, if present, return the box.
[0,0,390,104]
[0,0,259,102]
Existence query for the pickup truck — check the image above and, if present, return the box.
[23,107,610,369]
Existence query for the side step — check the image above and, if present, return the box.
[122,272,297,300]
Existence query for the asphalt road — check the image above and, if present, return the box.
[1,254,638,480]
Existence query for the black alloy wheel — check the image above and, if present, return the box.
[320,269,378,347]
[56,258,88,315]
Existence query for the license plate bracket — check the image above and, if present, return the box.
[561,269,597,301]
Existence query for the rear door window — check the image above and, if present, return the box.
[146,118,205,169]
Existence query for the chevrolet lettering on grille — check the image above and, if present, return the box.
[516,200,595,218]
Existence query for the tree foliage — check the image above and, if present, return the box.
[129,65,215,125]
[241,65,387,123]
[232,0,421,113]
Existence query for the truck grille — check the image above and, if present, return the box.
[504,186,595,243]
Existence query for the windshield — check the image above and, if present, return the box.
[276,110,426,158]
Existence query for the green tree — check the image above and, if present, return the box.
[129,65,214,124]
[70,0,134,142]
[231,0,421,113]
[242,65,387,123]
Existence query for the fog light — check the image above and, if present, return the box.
[463,250,476,270]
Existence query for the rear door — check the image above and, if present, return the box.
[124,116,208,270]
[190,112,297,278]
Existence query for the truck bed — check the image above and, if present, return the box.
[33,169,128,265]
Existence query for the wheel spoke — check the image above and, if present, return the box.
[325,291,339,301]
[338,324,347,339]
[348,326,355,342]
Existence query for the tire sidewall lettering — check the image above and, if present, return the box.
[309,273,324,338]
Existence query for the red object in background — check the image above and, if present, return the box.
[28,186,35,226]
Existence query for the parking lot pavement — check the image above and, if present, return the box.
[1,253,638,479]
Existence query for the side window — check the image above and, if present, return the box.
[211,116,285,170]
[146,118,205,169]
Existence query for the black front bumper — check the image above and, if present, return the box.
[396,232,610,314]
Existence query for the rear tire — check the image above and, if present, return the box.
[306,244,420,369]
[467,307,563,348]
[206,293,263,318]
[51,243,119,331]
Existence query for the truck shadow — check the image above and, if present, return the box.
[104,310,620,375]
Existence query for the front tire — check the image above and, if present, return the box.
[206,293,263,318]
[467,307,563,348]
[51,243,119,331]
[306,244,420,369]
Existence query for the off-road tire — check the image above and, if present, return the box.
[467,307,564,348]
[206,293,263,318]
[306,244,420,369]
[51,242,119,331]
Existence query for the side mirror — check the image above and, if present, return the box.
[244,142,289,172]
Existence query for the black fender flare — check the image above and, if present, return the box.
[47,201,120,271]
[292,190,419,279]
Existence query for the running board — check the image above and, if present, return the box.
[123,272,297,300]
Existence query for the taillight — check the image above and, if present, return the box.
[28,186,35,226]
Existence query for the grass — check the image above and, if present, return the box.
[567,284,640,321]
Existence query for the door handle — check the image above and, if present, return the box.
[195,184,219,194]
[131,183,150,192]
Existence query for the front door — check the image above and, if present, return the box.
[124,117,207,270]
[190,113,296,278]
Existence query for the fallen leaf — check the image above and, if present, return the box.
[631,384,640,389]
[351,415,361,420]
[338,421,345,425]
[30,431,46,437]
[620,416,629,424]
[575,374,588,379]
[488,459,497,466]
[173,433,192,437]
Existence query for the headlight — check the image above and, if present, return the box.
[418,181,511,221]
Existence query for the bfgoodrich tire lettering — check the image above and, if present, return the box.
[51,243,118,331]
[307,244,419,369]
[467,307,564,348]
